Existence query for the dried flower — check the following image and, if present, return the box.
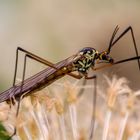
[0,75,140,140]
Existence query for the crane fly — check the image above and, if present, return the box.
[0,25,140,140]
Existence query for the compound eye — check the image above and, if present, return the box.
[87,50,92,55]
[82,50,87,55]
[102,54,107,60]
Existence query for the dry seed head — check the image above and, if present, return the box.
[30,94,39,106]
[0,103,10,121]
[65,82,78,104]
[45,96,56,112]
[1,75,140,140]
[104,75,131,110]
[27,117,40,139]
[30,91,48,105]
[30,91,56,112]
[67,91,77,104]
[16,113,26,129]
[55,99,64,115]
[126,93,135,111]
[107,87,117,110]
[120,93,136,116]
[21,97,33,110]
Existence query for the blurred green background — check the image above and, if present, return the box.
[0,0,140,92]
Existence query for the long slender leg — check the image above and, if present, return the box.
[77,79,87,97]
[7,47,83,139]
[15,47,80,79]
[10,47,99,139]
[8,54,28,139]
[7,48,23,139]
[85,75,97,140]
[107,26,140,70]
[16,54,27,116]
[71,74,97,140]
[12,47,83,101]
[8,47,61,139]
[92,56,140,71]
